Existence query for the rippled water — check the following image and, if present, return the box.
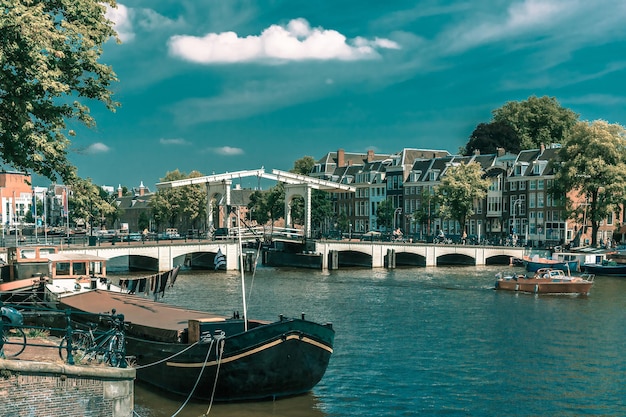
[127,265,626,417]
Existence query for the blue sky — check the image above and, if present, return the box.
[66,0,626,190]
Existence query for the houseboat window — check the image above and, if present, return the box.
[56,262,71,276]
[73,262,87,275]
[39,248,57,256]
[21,249,37,259]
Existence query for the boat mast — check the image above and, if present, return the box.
[236,207,248,332]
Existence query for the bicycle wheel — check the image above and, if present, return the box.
[59,331,92,363]
[106,334,126,367]
[2,326,26,358]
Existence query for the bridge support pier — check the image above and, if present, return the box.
[328,250,339,270]
[386,249,396,269]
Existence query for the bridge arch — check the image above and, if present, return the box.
[395,251,427,267]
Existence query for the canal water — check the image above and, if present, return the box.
[127,265,626,417]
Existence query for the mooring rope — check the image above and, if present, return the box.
[170,338,216,417]
[132,341,201,369]
[202,337,225,416]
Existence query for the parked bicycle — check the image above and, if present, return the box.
[58,309,127,367]
[1,305,26,358]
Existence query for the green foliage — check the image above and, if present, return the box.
[336,211,350,232]
[150,170,206,230]
[0,0,119,182]
[247,185,285,231]
[311,190,333,233]
[492,96,579,150]
[554,120,626,246]
[462,120,520,155]
[137,211,150,232]
[376,199,394,230]
[436,162,490,234]
[67,177,116,229]
[291,156,315,175]
[412,188,438,234]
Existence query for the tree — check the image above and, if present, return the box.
[462,120,520,156]
[310,190,333,237]
[247,185,285,236]
[0,0,119,182]
[289,155,317,228]
[178,170,207,231]
[436,162,490,235]
[376,199,394,231]
[150,170,206,232]
[137,211,150,233]
[291,156,315,175]
[412,188,438,237]
[492,96,579,150]
[67,177,116,231]
[553,120,626,246]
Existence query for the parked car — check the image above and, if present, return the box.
[214,227,230,240]
[159,228,181,240]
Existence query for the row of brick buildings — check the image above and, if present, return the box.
[310,146,619,247]
[0,143,620,247]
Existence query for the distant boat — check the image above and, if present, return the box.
[583,261,626,277]
[523,255,580,273]
[495,268,594,295]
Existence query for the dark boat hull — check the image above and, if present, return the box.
[129,318,334,401]
[583,263,626,277]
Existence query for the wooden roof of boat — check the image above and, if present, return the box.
[58,290,226,333]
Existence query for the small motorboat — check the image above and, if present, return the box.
[495,268,594,295]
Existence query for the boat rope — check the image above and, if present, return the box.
[133,340,201,369]
[202,337,225,417]
[170,338,216,417]
[247,238,262,305]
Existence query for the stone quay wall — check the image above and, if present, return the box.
[0,359,135,417]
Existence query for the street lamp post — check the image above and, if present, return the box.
[512,199,522,244]
[393,207,402,231]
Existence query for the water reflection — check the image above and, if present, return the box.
[134,382,326,417]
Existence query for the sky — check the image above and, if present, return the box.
[63,0,626,191]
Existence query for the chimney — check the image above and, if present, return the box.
[139,181,145,196]
[117,184,122,198]
[367,149,375,163]
[473,149,480,155]
[337,149,345,167]
[497,147,505,156]
[540,143,545,153]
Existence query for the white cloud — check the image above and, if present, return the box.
[167,18,400,64]
[443,0,569,53]
[105,3,184,43]
[105,4,135,42]
[209,146,245,156]
[85,142,111,154]
[159,138,190,146]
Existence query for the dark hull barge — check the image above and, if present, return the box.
[57,290,335,402]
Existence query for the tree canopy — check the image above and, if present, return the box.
[462,96,580,155]
[0,0,119,182]
[68,176,117,230]
[150,170,206,231]
[436,162,490,234]
[492,96,579,150]
[462,120,520,156]
[554,120,626,246]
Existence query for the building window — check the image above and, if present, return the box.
[520,181,527,190]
